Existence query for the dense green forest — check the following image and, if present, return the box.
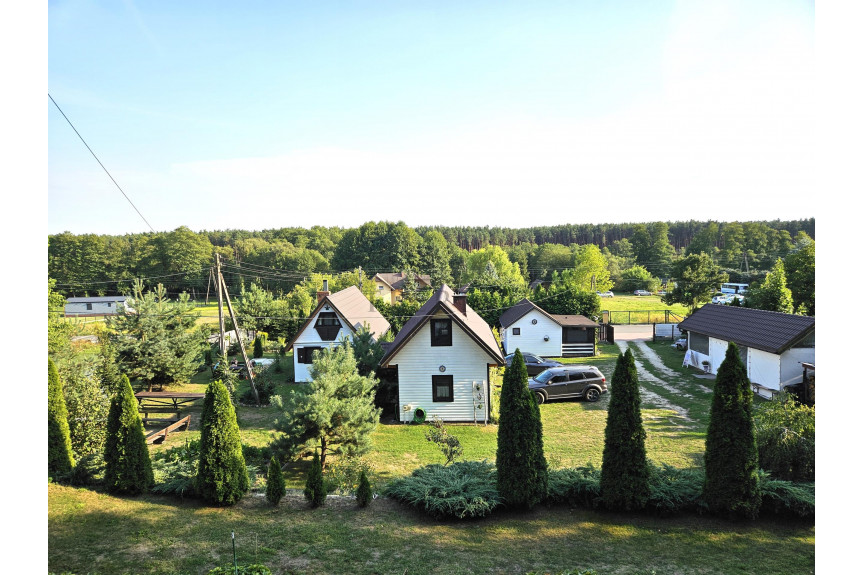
[48,219,814,301]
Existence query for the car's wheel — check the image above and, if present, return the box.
[584,387,601,402]
[534,392,546,405]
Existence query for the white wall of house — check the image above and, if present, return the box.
[779,347,815,388]
[64,301,124,316]
[393,311,493,423]
[292,308,353,383]
[502,310,561,357]
[749,348,781,392]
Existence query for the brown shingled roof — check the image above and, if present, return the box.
[374,272,432,290]
[379,284,504,367]
[498,298,597,328]
[287,286,390,350]
[678,305,814,355]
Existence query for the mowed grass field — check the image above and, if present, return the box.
[48,340,814,575]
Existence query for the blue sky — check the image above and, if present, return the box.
[48,0,815,235]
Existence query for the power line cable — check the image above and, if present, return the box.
[48,93,156,233]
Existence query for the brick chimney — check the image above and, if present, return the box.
[452,291,467,315]
[317,279,330,303]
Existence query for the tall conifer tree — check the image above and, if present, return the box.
[600,349,649,510]
[103,375,153,494]
[196,379,249,505]
[704,343,761,519]
[48,359,74,476]
[496,349,548,509]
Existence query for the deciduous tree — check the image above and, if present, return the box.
[663,253,728,313]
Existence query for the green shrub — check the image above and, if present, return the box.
[356,470,373,507]
[600,350,650,511]
[253,336,264,358]
[48,359,75,477]
[152,439,200,498]
[754,392,815,482]
[103,375,154,495]
[196,379,249,505]
[425,417,463,466]
[305,450,326,507]
[646,463,705,516]
[266,456,285,506]
[323,455,371,495]
[384,460,501,519]
[759,473,814,520]
[545,465,601,508]
[63,452,105,487]
[496,350,548,509]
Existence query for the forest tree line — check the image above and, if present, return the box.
[49,218,814,301]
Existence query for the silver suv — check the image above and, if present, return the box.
[529,366,607,404]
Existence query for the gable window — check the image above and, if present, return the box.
[314,312,341,340]
[512,327,521,336]
[431,319,452,346]
[432,375,454,402]
[85,303,93,311]
[297,346,323,364]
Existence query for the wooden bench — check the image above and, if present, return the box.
[145,415,191,444]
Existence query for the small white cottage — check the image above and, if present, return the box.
[287,282,390,382]
[678,305,815,399]
[499,298,598,357]
[379,285,505,423]
[64,296,129,317]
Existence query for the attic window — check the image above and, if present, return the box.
[431,319,452,346]
[315,312,341,341]
[512,328,521,336]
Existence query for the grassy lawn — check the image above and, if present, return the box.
[49,341,814,574]
[600,294,689,325]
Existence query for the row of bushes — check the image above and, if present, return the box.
[383,460,814,521]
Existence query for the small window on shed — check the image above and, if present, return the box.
[689,332,709,355]
[432,375,454,402]
[512,327,521,336]
[431,319,452,346]
[86,303,93,310]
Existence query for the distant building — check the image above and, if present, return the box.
[64,296,129,317]
[372,272,432,304]
[499,298,598,357]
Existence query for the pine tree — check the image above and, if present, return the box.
[495,349,548,509]
[600,350,650,510]
[272,343,380,470]
[196,379,249,505]
[304,450,325,507]
[356,470,372,507]
[704,343,761,519]
[103,375,154,494]
[48,359,74,477]
[265,456,286,506]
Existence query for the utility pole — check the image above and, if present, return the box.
[218,271,261,406]
[216,254,226,356]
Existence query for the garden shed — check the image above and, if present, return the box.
[678,305,815,399]
[64,296,129,317]
[499,298,598,357]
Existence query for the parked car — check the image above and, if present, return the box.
[505,353,563,376]
[712,294,728,304]
[634,290,651,296]
[596,291,614,298]
[723,294,745,305]
[528,365,607,404]
[656,290,667,296]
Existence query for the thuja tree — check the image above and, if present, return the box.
[48,359,74,476]
[266,456,286,506]
[496,349,548,509]
[271,343,380,470]
[600,349,650,511]
[304,450,325,507]
[704,342,761,519]
[103,375,154,494]
[196,379,249,505]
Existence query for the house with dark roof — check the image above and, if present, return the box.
[287,282,390,382]
[379,284,504,423]
[678,305,814,398]
[499,298,598,358]
[372,272,432,304]
[65,296,129,317]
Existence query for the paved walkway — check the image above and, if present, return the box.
[610,325,654,341]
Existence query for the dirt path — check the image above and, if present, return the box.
[615,340,693,422]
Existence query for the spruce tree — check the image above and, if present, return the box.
[495,349,548,509]
[704,342,761,519]
[103,375,154,494]
[196,379,249,505]
[48,359,74,477]
[253,336,264,359]
[600,350,650,510]
[356,469,372,508]
[265,456,285,506]
[304,450,325,507]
